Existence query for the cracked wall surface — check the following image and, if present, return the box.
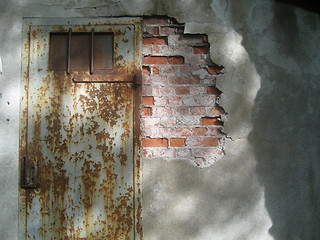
[0,0,319,239]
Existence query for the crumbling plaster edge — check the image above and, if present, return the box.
[185,22,261,141]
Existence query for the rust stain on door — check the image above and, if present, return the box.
[19,18,142,240]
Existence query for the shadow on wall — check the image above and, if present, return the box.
[245,2,320,240]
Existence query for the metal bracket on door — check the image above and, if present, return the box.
[20,155,40,189]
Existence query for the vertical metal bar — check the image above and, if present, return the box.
[67,29,71,74]
[90,28,94,75]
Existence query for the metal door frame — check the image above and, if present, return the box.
[19,17,142,240]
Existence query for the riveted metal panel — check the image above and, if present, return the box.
[19,18,142,240]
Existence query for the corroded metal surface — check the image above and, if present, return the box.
[19,18,142,240]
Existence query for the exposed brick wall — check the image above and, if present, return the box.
[141,17,226,167]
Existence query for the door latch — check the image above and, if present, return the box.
[20,155,39,189]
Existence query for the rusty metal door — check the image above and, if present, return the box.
[19,18,142,240]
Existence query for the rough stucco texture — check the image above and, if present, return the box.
[0,0,319,240]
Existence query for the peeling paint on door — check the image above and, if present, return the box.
[19,18,142,240]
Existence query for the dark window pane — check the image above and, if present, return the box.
[49,33,68,71]
[93,33,113,71]
[70,33,90,71]
[49,32,114,73]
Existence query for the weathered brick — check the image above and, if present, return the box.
[183,96,215,106]
[142,138,168,147]
[176,116,199,126]
[142,96,154,105]
[143,37,168,45]
[186,137,219,147]
[142,107,152,116]
[190,106,206,115]
[207,86,222,95]
[146,148,176,158]
[160,26,184,35]
[153,26,159,35]
[143,56,167,65]
[168,56,185,65]
[141,118,160,128]
[144,75,167,85]
[142,66,151,75]
[142,75,152,84]
[180,65,202,74]
[192,127,207,136]
[200,117,223,126]
[172,107,189,115]
[168,76,199,85]
[167,96,183,105]
[170,138,186,147]
[190,86,206,95]
[159,116,177,127]
[153,107,173,117]
[141,86,153,95]
[176,46,193,54]
[143,56,184,65]
[207,127,224,136]
[193,46,209,54]
[154,96,168,105]
[153,67,159,75]
[142,149,153,158]
[168,34,207,46]
[152,86,175,95]
[175,86,190,95]
[142,45,152,55]
[206,106,225,116]
[207,65,223,75]
[161,65,181,74]
[185,54,208,66]
[175,148,192,158]
[143,26,160,37]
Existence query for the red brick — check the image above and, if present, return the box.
[143,37,168,45]
[170,138,186,147]
[207,86,222,95]
[142,138,168,147]
[207,127,224,136]
[193,46,209,54]
[142,66,151,75]
[173,107,189,115]
[142,96,154,105]
[190,107,206,115]
[206,106,225,116]
[153,26,159,35]
[207,66,223,75]
[200,117,223,126]
[192,127,207,136]
[143,56,168,65]
[168,76,199,84]
[143,56,184,65]
[175,86,190,95]
[168,56,184,65]
[153,67,159,75]
[142,107,152,116]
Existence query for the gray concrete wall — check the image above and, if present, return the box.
[0,0,319,239]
